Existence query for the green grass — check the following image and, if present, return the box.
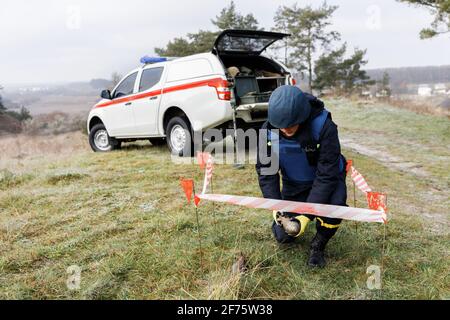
[0,99,449,299]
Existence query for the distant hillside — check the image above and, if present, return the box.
[2,80,105,115]
[366,65,450,86]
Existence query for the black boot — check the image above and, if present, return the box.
[308,232,330,268]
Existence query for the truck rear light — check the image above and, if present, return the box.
[208,78,231,101]
[291,77,297,85]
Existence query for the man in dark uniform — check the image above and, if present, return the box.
[256,85,347,267]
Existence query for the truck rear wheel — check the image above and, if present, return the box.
[166,116,194,157]
[89,123,121,152]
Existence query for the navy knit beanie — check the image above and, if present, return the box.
[268,86,311,128]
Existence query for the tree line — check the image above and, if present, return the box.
[155,1,375,95]
[155,1,449,96]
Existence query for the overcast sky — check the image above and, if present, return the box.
[1,0,449,85]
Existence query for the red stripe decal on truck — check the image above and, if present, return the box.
[95,89,162,108]
[94,77,224,109]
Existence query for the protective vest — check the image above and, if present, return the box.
[268,109,344,184]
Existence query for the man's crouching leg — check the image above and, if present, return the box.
[308,217,342,268]
[272,211,311,244]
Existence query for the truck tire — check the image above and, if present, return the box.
[166,116,194,157]
[89,123,121,152]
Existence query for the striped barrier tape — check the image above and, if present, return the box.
[346,161,388,213]
[200,153,214,194]
[350,166,372,193]
[186,153,387,224]
[197,193,387,223]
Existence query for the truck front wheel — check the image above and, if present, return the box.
[89,123,121,152]
[166,116,194,157]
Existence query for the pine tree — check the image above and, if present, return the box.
[379,71,391,97]
[155,1,261,57]
[340,48,373,95]
[154,37,206,57]
[272,6,291,66]
[313,44,346,93]
[0,85,6,112]
[313,45,373,95]
[398,0,450,38]
[273,2,340,92]
[212,1,260,30]
[0,97,5,112]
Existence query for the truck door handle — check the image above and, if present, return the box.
[149,96,158,100]
[125,102,132,106]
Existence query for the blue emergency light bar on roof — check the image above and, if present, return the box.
[140,56,168,64]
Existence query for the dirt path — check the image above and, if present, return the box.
[341,137,430,178]
[341,137,449,235]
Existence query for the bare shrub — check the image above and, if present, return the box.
[389,96,450,117]
[0,113,22,135]
[23,112,88,135]
[0,132,90,173]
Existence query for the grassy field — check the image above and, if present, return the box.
[0,99,448,299]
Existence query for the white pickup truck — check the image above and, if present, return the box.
[87,29,293,155]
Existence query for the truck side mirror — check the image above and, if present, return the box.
[101,89,112,100]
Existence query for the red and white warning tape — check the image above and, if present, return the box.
[185,152,387,224]
[197,193,386,223]
[201,153,214,194]
[350,166,372,193]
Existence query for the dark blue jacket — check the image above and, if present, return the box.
[256,95,346,205]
